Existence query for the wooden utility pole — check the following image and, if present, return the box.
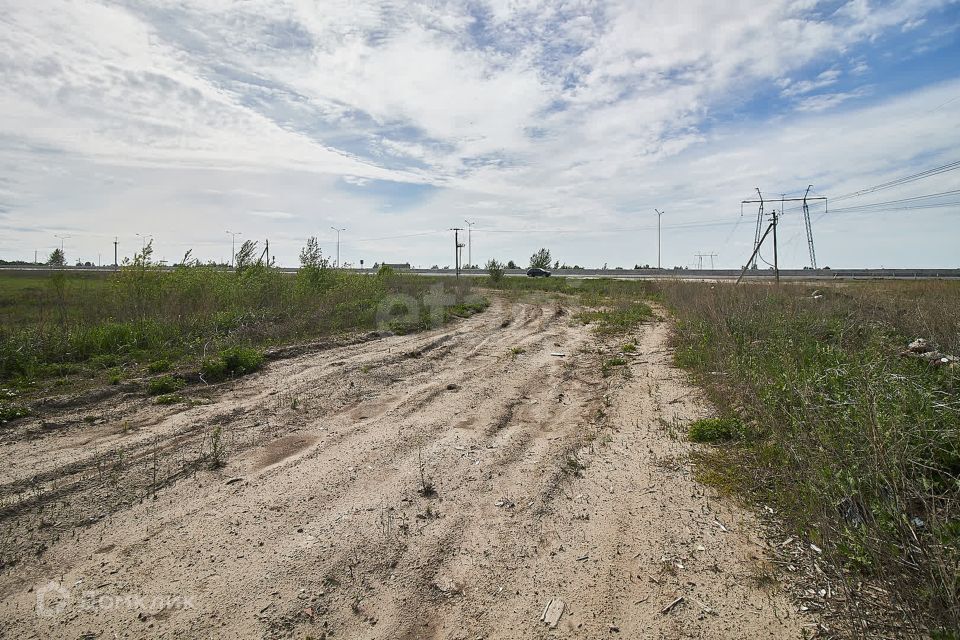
[450,228,464,279]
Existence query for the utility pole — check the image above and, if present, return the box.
[740,188,826,282]
[654,209,663,269]
[463,219,475,269]
[450,228,464,279]
[225,230,241,268]
[330,227,346,268]
[54,234,70,253]
[113,237,118,268]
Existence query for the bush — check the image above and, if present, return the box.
[155,393,182,405]
[201,346,263,382]
[688,417,739,443]
[147,375,185,396]
[485,259,505,283]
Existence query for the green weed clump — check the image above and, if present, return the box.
[147,375,185,396]
[154,393,182,405]
[688,417,739,443]
[0,402,30,423]
[201,346,263,382]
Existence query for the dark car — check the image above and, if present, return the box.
[526,267,551,277]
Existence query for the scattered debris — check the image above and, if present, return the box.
[494,498,515,509]
[660,596,685,615]
[713,518,728,532]
[810,543,823,554]
[550,352,566,357]
[540,598,566,628]
[900,338,958,367]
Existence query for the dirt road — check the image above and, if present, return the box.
[0,294,804,638]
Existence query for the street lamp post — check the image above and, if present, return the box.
[225,230,242,268]
[330,227,346,268]
[654,209,664,270]
[463,219,475,269]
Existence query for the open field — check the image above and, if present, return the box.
[0,269,957,638]
[0,290,807,639]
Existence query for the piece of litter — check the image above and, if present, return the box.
[540,598,566,628]
[660,596,685,615]
[810,543,823,554]
[550,352,566,357]
[714,519,728,532]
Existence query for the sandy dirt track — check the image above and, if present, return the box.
[0,294,805,639]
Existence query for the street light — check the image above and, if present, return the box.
[225,230,242,268]
[136,233,153,252]
[330,227,346,268]
[463,219,475,269]
[654,209,664,270]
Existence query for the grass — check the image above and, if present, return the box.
[660,280,960,635]
[0,246,486,395]
[687,417,740,443]
[200,346,264,382]
[147,375,185,396]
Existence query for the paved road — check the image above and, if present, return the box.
[2,265,959,280]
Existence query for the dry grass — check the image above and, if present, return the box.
[661,280,960,637]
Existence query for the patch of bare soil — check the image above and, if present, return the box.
[0,296,809,638]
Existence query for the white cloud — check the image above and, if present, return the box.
[0,0,957,268]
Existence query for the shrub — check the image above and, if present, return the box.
[155,393,182,405]
[485,259,505,283]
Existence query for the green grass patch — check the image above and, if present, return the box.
[200,346,264,382]
[688,417,739,443]
[147,375,185,396]
[154,393,182,405]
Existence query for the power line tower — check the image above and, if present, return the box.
[113,236,118,269]
[695,252,718,269]
[749,188,764,269]
[738,187,827,284]
[801,185,819,269]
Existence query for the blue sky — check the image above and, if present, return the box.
[0,0,958,268]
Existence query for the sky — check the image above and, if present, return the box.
[0,0,958,269]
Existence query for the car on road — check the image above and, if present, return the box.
[526,267,551,277]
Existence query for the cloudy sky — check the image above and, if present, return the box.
[1,0,958,269]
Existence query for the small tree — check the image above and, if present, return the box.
[485,259,504,283]
[48,248,65,267]
[506,260,517,269]
[529,248,551,269]
[299,236,327,270]
[298,236,332,291]
[234,240,258,273]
